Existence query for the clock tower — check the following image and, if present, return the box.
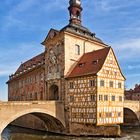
[68,0,82,25]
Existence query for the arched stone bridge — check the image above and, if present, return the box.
[0,100,140,139]
[124,100,140,123]
[0,101,65,139]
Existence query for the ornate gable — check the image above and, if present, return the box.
[41,28,59,45]
[98,48,125,80]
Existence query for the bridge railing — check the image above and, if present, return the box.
[124,100,140,104]
[0,101,63,106]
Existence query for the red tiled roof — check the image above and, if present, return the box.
[67,47,111,78]
[15,52,45,74]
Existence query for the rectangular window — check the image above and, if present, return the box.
[104,95,108,101]
[69,82,74,89]
[79,63,85,67]
[91,95,95,101]
[109,81,113,88]
[99,95,103,101]
[70,95,74,102]
[34,92,38,100]
[92,60,98,65]
[114,72,117,76]
[118,82,122,88]
[118,112,121,117]
[72,113,76,118]
[112,95,115,101]
[106,112,109,118]
[30,93,32,100]
[99,113,102,118]
[90,80,95,87]
[30,76,32,83]
[75,45,80,55]
[56,64,60,72]
[89,113,93,119]
[80,113,84,118]
[100,80,104,87]
[109,112,112,117]
[119,96,123,101]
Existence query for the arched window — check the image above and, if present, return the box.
[76,11,80,19]
[75,45,80,55]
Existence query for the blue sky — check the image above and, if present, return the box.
[0,0,140,101]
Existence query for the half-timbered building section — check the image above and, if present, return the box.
[7,53,45,101]
[67,47,110,125]
[67,76,97,124]
[97,48,125,125]
[66,47,125,127]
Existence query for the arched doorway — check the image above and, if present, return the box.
[124,108,139,125]
[49,85,59,100]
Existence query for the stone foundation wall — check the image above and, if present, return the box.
[69,123,121,136]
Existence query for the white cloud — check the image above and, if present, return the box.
[2,0,67,29]
[113,38,140,60]
[128,65,140,70]
[0,42,44,77]
[0,67,17,77]
[3,0,38,29]
[94,0,140,12]
[127,73,140,78]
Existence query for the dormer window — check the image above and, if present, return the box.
[78,63,85,67]
[76,11,80,19]
[92,60,98,65]
[75,45,80,55]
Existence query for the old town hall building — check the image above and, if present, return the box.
[7,0,125,135]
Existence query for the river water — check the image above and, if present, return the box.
[2,125,140,140]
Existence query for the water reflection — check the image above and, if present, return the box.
[2,126,140,140]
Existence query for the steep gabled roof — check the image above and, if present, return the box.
[15,52,45,74]
[67,47,110,78]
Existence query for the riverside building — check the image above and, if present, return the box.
[7,0,125,136]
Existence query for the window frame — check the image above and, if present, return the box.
[109,81,114,88]
[69,82,74,89]
[89,80,95,87]
[75,44,80,55]
[111,95,115,101]
[91,94,96,102]
[118,82,122,88]
[99,95,103,101]
[100,80,105,87]
[119,96,123,101]
[104,95,108,101]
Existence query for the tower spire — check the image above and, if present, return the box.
[68,0,83,25]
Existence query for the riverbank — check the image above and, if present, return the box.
[2,125,140,140]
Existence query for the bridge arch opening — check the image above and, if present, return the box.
[124,108,139,125]
[1,109,65,136]
[49,84,59,100]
